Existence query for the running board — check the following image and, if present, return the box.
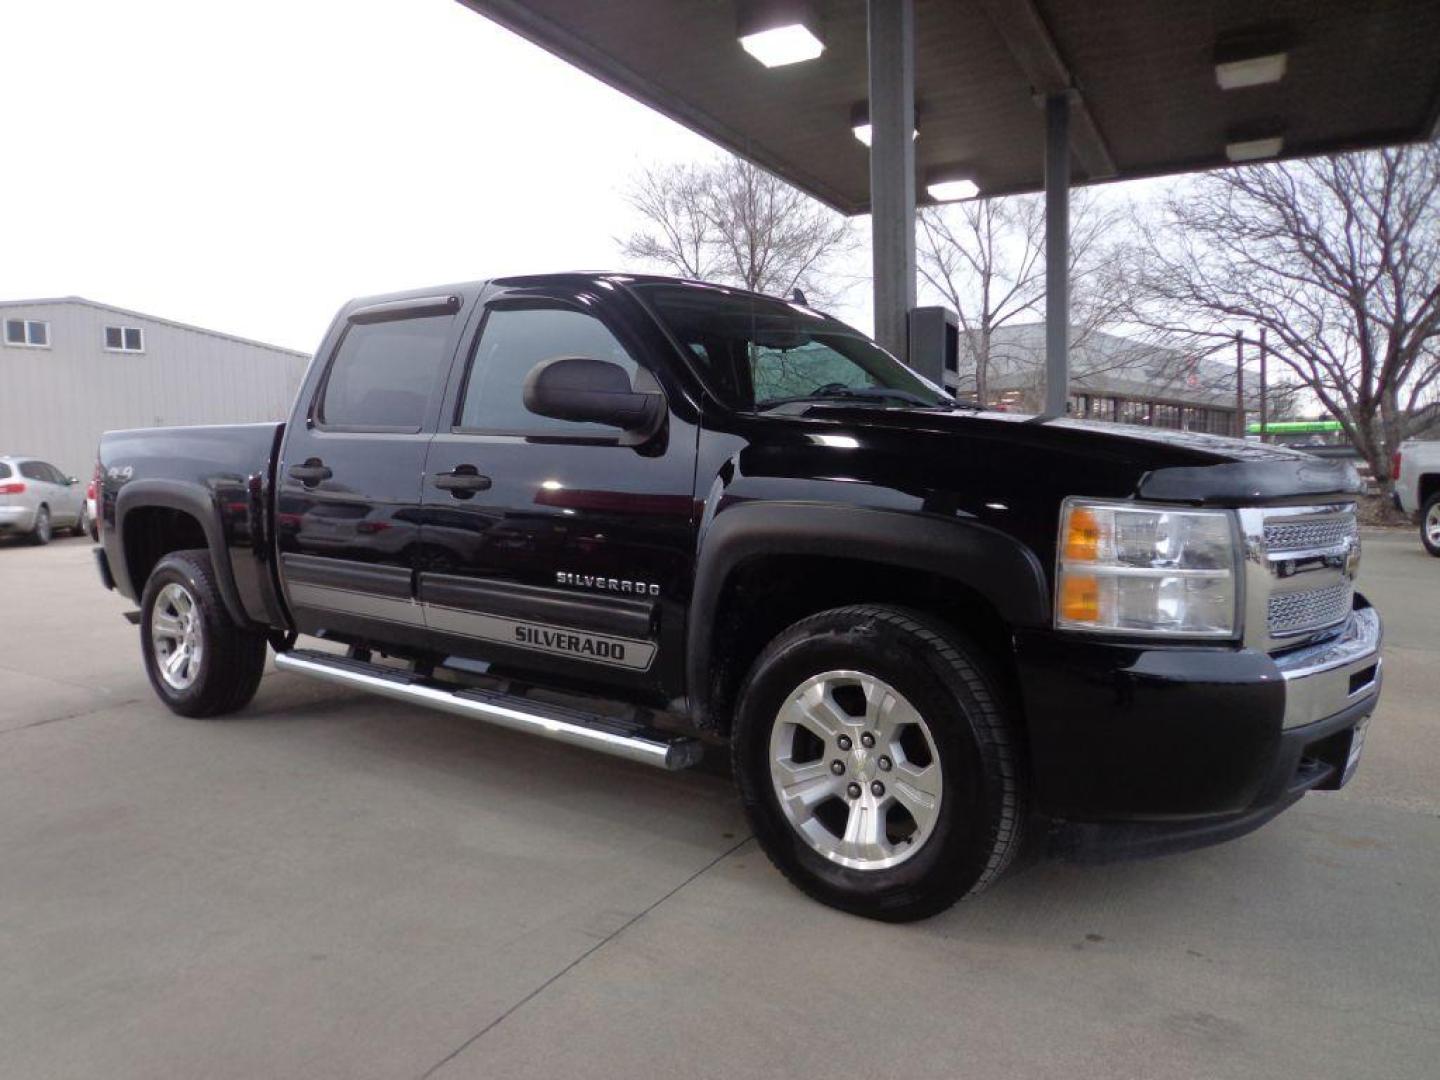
[273,649,703,770]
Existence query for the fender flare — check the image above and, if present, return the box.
[114,478,251,627]
[686,501,1050,725]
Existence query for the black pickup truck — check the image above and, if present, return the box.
[95,273,1383,921]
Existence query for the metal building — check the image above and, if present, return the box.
[0,297,309,478]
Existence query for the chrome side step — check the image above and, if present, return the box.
[273,649,703,770]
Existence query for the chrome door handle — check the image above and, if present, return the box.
[433,467,492,497]
[288,458,332,485]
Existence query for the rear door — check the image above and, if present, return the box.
[417,286,700,700]
[39,462,82,524]
[276,293,468,649]
[17,460,64,524]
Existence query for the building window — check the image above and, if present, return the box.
[105,326,145,352]
[1119,399,1150,426]
[1153,403,1182,429]
[4,318,50,347]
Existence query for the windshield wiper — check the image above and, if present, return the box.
[756,385,969,411]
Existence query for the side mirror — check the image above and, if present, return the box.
[522,357,664,439]
[67,476,79,485]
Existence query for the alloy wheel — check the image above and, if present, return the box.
[151,582,204,691]
[768,669,944,871]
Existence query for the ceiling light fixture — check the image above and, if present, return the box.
[1225,135,1284,162]
[1215,51,1288,90]
[850,102,918,147]
[926,167,979,202]
[737,1,824,68]
[1213,27,1291,90]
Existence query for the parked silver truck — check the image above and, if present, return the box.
[1393,441,1440,556]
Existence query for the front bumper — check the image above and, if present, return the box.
[1016,598,1382,859]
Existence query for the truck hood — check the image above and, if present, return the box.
[777,404,1363,506]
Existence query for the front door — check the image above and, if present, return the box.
[417,288,699,701]
[276,294,467,650]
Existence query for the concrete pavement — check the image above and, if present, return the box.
[0,531,1436,1079]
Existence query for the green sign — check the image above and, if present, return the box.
[1245,420,1344,435]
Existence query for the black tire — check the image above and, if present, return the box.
[72,505,90,538]
[1422,493,1440,558]
[731,604,1026,922]
[140,549,268,718]
[30,506,52,545]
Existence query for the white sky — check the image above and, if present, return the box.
[0,0,728,352]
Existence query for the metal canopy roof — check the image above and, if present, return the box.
[458,0,1440,214]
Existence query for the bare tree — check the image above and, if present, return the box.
[917,191,1127,405]
[1120,145,1440,490]
[619,157,856,306]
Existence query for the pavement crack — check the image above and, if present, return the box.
[416,834,753,1080]
[0,695,145,736]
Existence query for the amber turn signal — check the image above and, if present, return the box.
[1062,506,1102,562]
[1059,573,1102,624]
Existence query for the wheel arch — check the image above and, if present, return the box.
[115,480,250,626]
[1419,472,1440,506]
[687,502,1049,732]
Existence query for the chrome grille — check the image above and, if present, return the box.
[1239,503,1359,650]
[1263,514,1358,554]
[1268,582,1354,637]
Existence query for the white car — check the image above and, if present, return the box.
[1393,440,1440,556]
[0,455,88,545]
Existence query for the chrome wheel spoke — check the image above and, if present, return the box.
[775,758,839,819]
[890,762,942,832]
[784,684,849,742]
[152,612,183,639]
[841,799,889,863]
[870,682,921,742]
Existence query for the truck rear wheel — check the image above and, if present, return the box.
[731,605,1026,922]
[140,549,267,717]
[1422,493,1440,557]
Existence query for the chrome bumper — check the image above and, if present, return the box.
[1275,605,1382,729]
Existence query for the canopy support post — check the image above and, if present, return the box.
[868,0,916,362]
[1043,92,1071,417]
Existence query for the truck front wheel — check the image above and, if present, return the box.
[140,549,267,717]
[731,605,1026,922]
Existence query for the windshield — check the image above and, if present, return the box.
[633,283,952,411]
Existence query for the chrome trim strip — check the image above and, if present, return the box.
[1275,606,1383,729]
[425,603,657,672]
[284,581,656,671]
[273,651,698,769]
[1276,606,1382,682]
[286,581,425,625]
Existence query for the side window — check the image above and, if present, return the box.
[41,463,66,485]
[318,314,455,431]
[18,461,47,482]
[458,307,640,435]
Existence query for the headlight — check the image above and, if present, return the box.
[1056,499,1238,637]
